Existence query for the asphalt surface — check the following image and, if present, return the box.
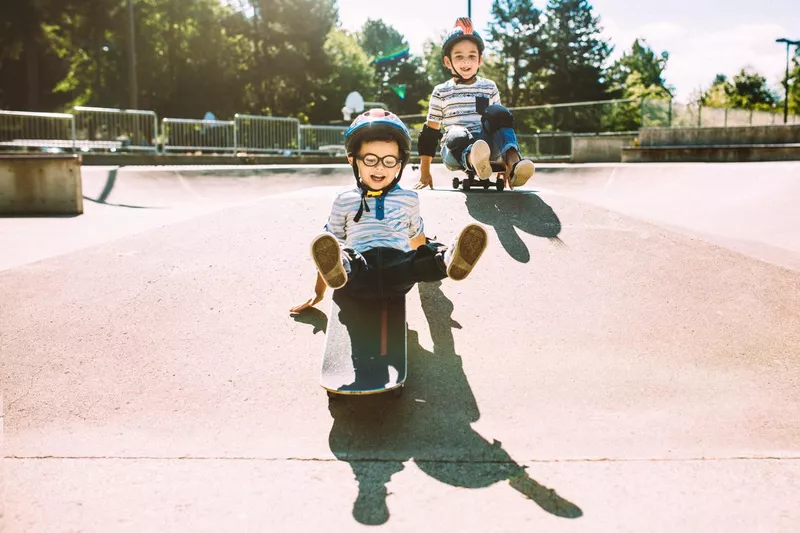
[1,162,799,532]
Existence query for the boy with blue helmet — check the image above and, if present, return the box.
[414,17,535,190]
[290,109,489,313]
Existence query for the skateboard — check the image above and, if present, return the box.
[320,289,407,399]
[452,161,507,191]
[409,163,507,192]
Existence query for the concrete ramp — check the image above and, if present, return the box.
[533,162,800,272]
[2,162,799,532]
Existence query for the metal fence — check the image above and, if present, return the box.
[235,114,299,154]
[641,99,800,128]
[162,118,236,153]
[0,110,76,151]
[299,125,348,154]
[1,99,798,156]
[73,106,158,152]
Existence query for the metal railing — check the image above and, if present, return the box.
[234,114,299,154]
[0,110,76,151]
[641,100,800,128]
[299,125,347,154]
[73,106,158,152]
[161,118,236,153]
[1,98,798,156]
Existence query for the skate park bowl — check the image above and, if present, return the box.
[1,160,799,532]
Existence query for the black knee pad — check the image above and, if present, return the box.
[444,127,472,164]
[481,104,514,133]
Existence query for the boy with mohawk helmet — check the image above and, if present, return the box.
[414,17,535,191]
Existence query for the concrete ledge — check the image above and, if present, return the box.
[0,154,83,215]
[621,143,800,163]
[572,134,637,163]
[640,124,800,147]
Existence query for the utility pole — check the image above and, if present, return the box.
[468,0,471,18]
[776,38,800,124]
[127,0,138,109]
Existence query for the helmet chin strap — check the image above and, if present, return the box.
[350,159,407,223]
[447,58,477,84]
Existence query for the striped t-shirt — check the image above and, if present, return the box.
[426,77,501,136]
[323,185,424,253]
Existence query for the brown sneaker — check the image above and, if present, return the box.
[467,140,492,179]
[311,233,347,289]
[445,223,488,281]
[510,159,535,187]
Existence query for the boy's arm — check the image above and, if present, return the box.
[414,120,442,190]
[408,196,426,249]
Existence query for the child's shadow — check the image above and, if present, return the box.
[292,281,582,526]
[462,190,565,263]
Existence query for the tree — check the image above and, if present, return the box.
[358,19,430,115]
[421,33,451,88]
[313,28,376,122]
[0,0,80,110]
[541,0,611,104]
[701,68,780,110]
[540,0,613,132]
[790,51,800,116]
[487,0,546,107]
[608,38,672,99]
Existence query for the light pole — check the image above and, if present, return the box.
[468,0,471,18]
[127,0,138,109]
[776,38,800,124]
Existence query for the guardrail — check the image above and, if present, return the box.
[73,106,158,153]
[235,115,299,154]
[0,110,76,152]
[1,98,797,157]
[162,118,236,153]
[299,125,347,154]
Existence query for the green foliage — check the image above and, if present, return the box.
[487,0,546,107]
[5,0,793,130]
[701,68,780,111]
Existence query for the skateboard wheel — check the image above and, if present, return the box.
[392,386,404,398]
[463,180,471,191]
[496,179,505,191]
[452,177,459,189]
[482,181,489,190]
[326,391,338,400]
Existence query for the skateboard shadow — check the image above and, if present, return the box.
[462,191,565,263]
[321,280,582,526]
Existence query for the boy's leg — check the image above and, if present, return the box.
[481,105,535,188]
[311,233,348,289]
[442,125,492,179]
[443,223,489,281]
[383,225,489,286]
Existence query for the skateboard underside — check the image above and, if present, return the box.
[320,289,407,397]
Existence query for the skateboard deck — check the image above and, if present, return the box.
[452,161,507,191]
[320,289,407,397]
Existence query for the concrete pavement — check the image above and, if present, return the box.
[1,162,799,532]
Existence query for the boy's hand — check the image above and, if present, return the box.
[290,292,324,314]
[414,170,434,190]
[290,274,327,314]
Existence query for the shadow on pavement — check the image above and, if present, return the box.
[293,281,582,526]
[462,191,565,263]
[82,168,162,209]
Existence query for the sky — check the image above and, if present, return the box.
[335,0,800,103]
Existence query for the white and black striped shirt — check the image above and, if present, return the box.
[323,186,424,253]
[426,77,501,136]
